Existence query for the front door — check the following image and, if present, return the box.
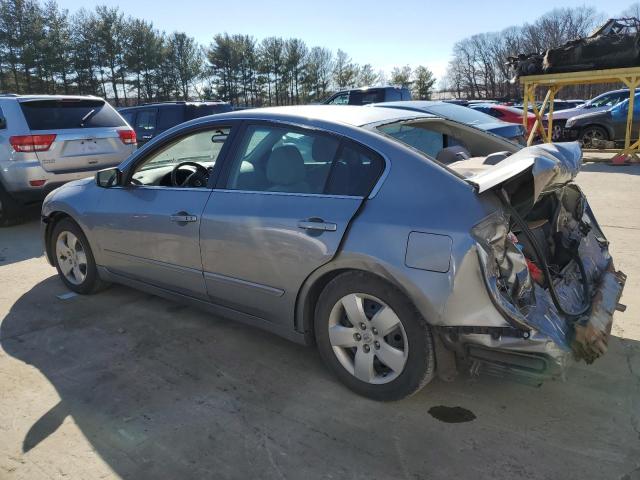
[200,122,385,324]
[611,92,640,142]
[95,125,234,299]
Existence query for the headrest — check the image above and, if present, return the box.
[436,146,471,165]
[311,136,339,163]
[266,146,305,186]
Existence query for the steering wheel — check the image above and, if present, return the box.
[171,161,209,188]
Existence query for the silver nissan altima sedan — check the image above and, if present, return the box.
[41,105,626,401]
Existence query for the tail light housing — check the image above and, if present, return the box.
[117,129,137,145]
[10,134,56,152]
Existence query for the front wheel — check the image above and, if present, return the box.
[314,271,435,401]
[579,125,608,148]
[52,218,107,294]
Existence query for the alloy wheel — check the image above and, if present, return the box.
[581,128,605,148]
[328,293,408,384]
[55,231,88,285]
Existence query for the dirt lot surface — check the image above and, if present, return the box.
[1,163,639,480]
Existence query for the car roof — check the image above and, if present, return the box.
[197,105,434,127]
[369,100,444,111]
[5,94,104,102]
[119,101,228,111]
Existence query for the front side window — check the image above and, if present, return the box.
[328,93,350,105]
[225,124,384,196]
[131,127,231,187]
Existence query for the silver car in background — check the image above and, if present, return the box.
[41,106,626,401]
[0,95,136,226]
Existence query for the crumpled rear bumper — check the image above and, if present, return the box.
[571,268,626,363]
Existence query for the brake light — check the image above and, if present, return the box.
[10,134,56,152]
[117,129,136,145]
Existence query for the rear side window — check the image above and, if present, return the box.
[19,99,126,130]
[349,90,385,105]
[0,106,6,129]
[325,142,385,196]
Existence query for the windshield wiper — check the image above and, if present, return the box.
[80,109,97,127]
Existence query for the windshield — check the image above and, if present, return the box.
[425,103,496,125]
[588,92,628,108]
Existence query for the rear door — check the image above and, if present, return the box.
[200,122,385,325]
[19,98,134,172]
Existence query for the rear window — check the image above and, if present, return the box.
[19,99,126,130]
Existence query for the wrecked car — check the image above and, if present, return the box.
[508,17,640,80]
[40,105,626,401]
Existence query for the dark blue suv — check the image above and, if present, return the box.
[119,101,232,146]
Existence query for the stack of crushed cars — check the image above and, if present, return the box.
[508,18,640,81]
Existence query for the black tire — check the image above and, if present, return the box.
[579,125,608,148]
[0,184,23,227]
[314,271,435,401]
[51,218,108,294]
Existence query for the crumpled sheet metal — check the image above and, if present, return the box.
[512,142,583,204]
[520,228,624,363]
[572,269,626,363]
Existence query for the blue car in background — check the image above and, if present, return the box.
[369,101,527,144]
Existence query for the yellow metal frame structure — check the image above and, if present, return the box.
[520,66,640,160]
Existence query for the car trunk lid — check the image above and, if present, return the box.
[33,129,132,173]
[452,142,582,215]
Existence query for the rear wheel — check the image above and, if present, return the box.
[314,271,435,401]
[52,218,107,294]
[579,126,608,148]
[551,123,564,142]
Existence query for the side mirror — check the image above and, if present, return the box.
[96,167,122,188]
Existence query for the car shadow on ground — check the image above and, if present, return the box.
[2,276,639,479]
[0,212,44,266]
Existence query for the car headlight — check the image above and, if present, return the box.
[565,118,576,128]
[471,211,534,329]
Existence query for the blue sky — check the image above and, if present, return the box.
[58,0,633,81]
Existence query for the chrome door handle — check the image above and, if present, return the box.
[297,220,337,232]
[170,214,197,223]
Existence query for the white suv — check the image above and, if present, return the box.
[0,94,136,226]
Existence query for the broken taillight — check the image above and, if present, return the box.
[10,134,56,152]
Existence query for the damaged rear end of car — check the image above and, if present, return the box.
[447,142,626,381]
